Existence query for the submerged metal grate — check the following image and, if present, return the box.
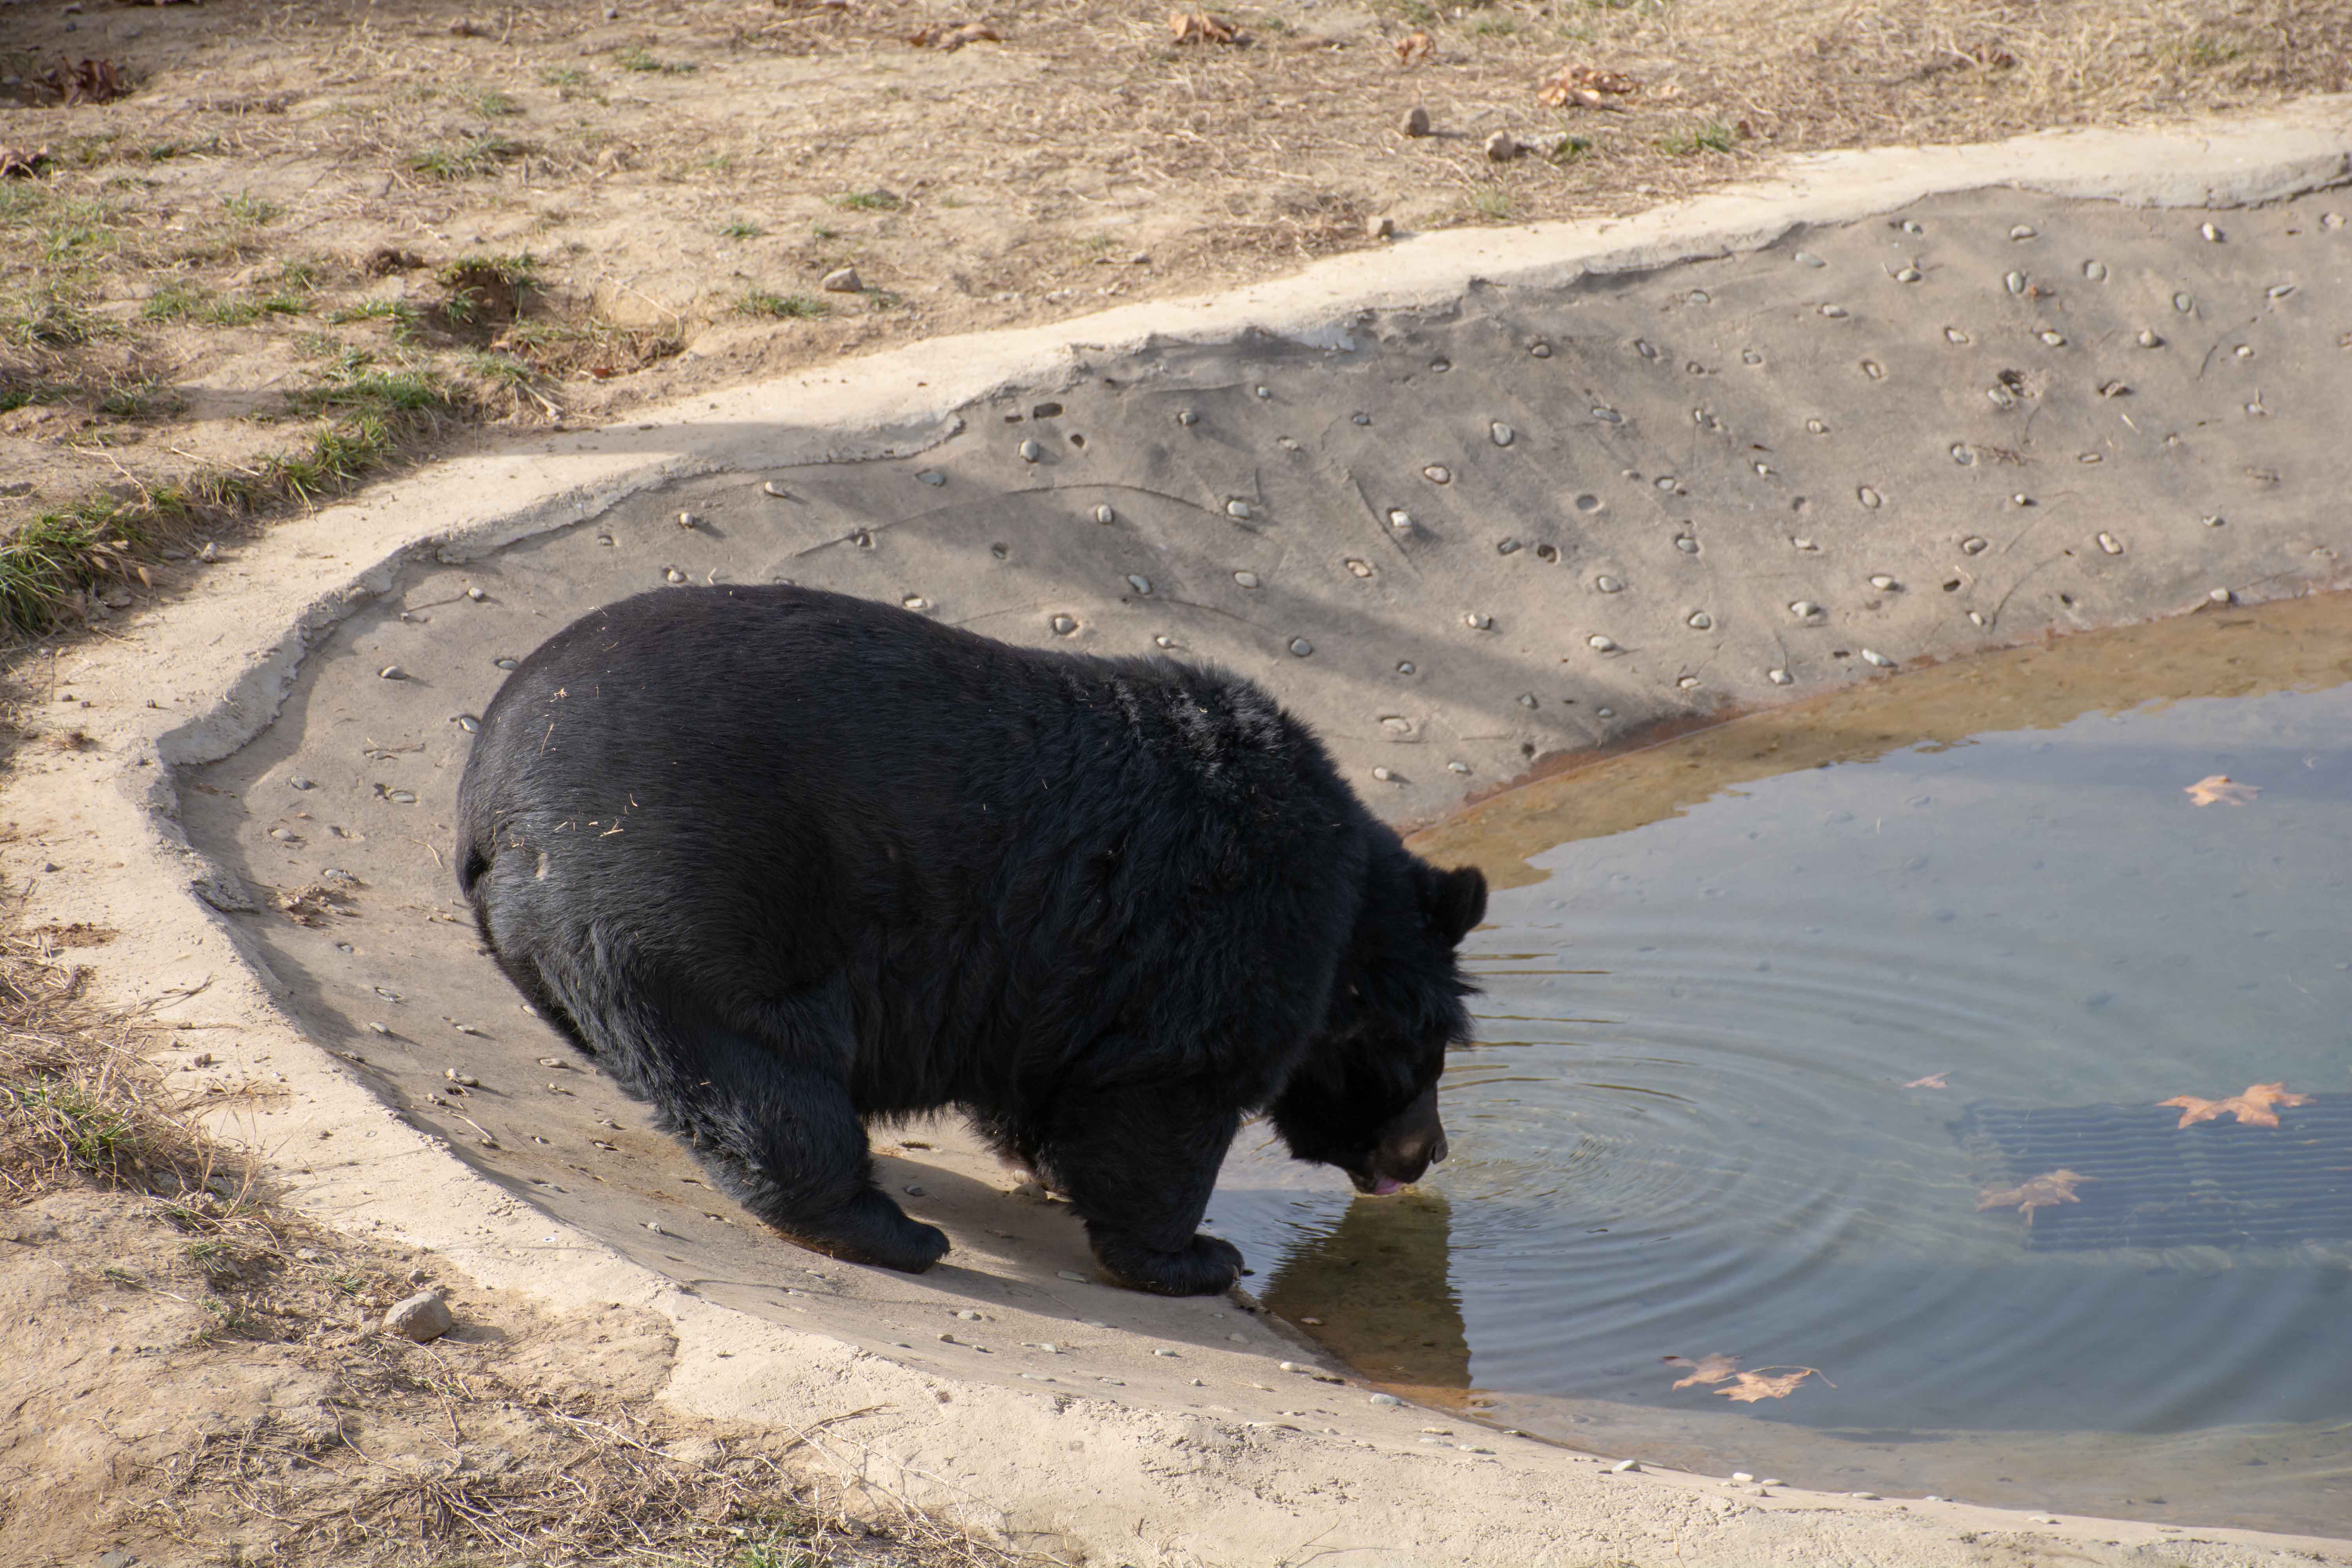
[1958,1095,2352,1252]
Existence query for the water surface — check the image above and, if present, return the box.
[1214,594,2352,1534]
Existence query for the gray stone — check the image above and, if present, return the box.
[1401,105,1430,138]
[383,1290,456,1342]
[820,266,862,293]
[1484,131,1519,162]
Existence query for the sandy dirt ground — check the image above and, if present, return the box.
[3,0,2348,575]
[5,2,2352,1559]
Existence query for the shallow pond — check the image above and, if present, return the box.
[1212,593,2352,1535]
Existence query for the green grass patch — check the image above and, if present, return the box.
[221,191,280,227]
[408,134,524,181]
[826,189,901,212]
[718,219,764,240]
[1470,185,1513,221]
[739,290,827,319]
[0,382,79,415]
[0,378,431,635]
[1661,120,1737,156]
[467,89,525,116]
[2,295,94,350]
[615,45,694,74]
[13,1079,142,1174]
[285,364,444,418]
[96,382,183,420]
[538,65,587,88]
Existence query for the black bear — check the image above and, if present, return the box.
[454,585,1485,1295]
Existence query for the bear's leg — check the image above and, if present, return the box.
[1042,1079,1245,1296]
[684,1035,951,1274]
[567,978,949,1275]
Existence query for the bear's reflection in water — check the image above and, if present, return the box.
[1262,1189,1470,1404]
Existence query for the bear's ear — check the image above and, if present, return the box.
[1421,864,1488,947]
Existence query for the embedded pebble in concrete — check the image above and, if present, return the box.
[1490,422,1514,447]
[1225,500,1252,519]
[1233,571,1260,588]
[1423,465,1452,485]
[1094,504,1115,524]
[1019,439,1043,462]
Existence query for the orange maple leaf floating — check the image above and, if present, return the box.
[1903,1071,1950,1090]
[1975,1168,2091,1223]
[2184,774,2260,806]
[1719,1368,1825,1403]
[1662,1354,1826,1401]
[2158,1082,2311,1130]
[1664,1352,1740,1390]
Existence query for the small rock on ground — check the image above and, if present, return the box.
[820,267,863,293]
[383,1289,456,1342]
[1400,105,1431,138]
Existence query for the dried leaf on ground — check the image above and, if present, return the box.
[1902,1071,1950,1089]
[1396,30,1434,65]
[2158,1082,2311,1130]
[2185,774,2260,806]
[1169,10,1239,45]
[1663,1352,1740,1389]
[41,58,130,105]
[0,146,54,178]
[1975,1167,2091,1222]
[908,21,1001,49]
[1719,1367,1824,1403]
[276,884,357,927]
[1537,64,1642,109]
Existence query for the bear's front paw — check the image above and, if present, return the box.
[1093,1231,1245,1296]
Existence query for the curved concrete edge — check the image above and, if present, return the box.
[12,101,2352,1566]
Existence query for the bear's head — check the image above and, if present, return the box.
[1271,852,1486,1194]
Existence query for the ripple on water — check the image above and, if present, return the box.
[1215,593,2352,1532]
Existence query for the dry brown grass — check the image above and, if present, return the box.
[0,929,1033,1568]
[0,0,2344,644]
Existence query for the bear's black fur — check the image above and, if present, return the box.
[454,585,1485,1295]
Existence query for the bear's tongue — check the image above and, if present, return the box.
[1371,1177,1403,1196]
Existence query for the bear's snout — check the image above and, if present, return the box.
[1354,1086,1447,1194]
